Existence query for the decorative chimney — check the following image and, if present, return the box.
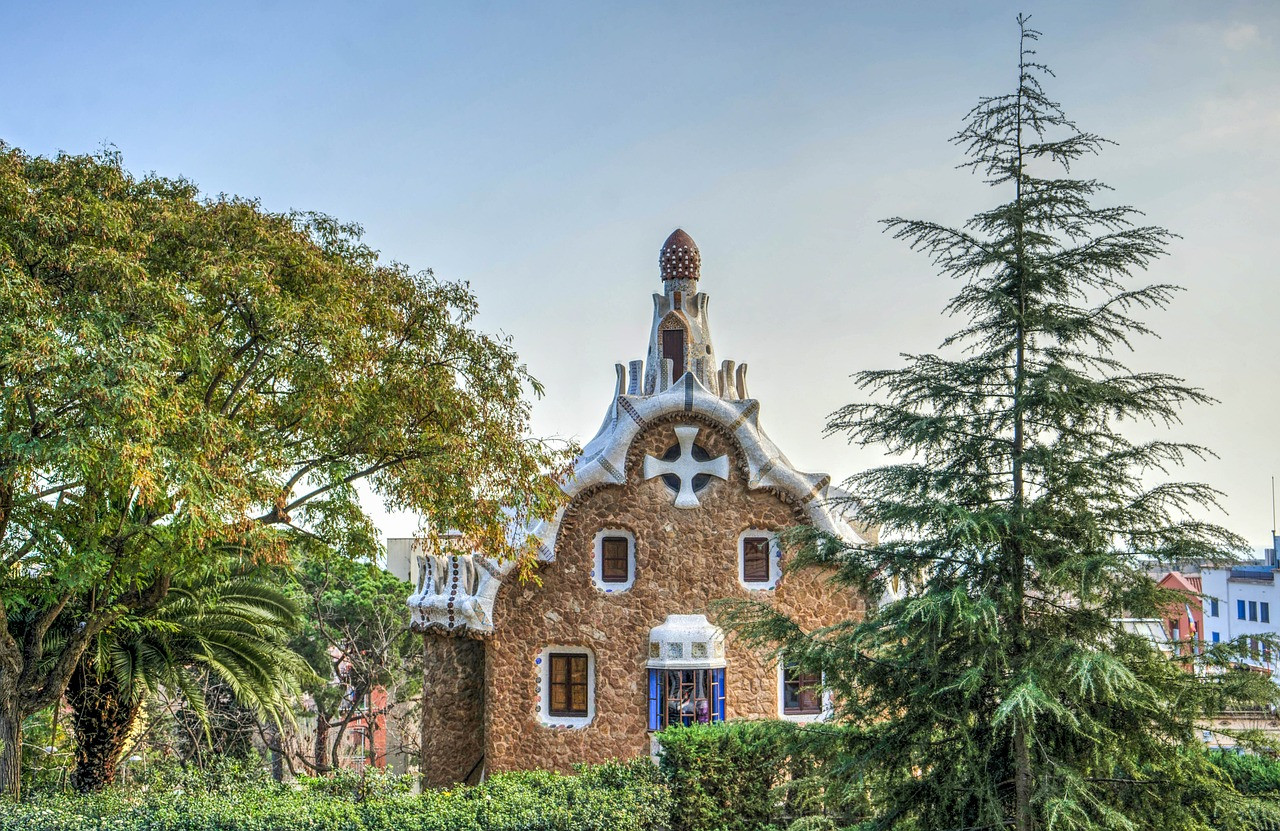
[644,229,719,394]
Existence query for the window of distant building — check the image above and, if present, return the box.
[1208,598,1219,617]
[1170,621,1180,641]
[1263,602,1271,624]
[1239,600,1247,620]
[1212,631,1220,644]
[1250,601,1258,622]
[591,530,636,593]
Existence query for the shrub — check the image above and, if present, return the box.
[0,758,669,831]
[1209,750,1280,796]
[657,720,861,831]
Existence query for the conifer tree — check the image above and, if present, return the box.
[723,17,1275,831]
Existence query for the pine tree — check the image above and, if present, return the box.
[722,17,1275,831]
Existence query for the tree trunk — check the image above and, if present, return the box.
[0,704,22,799]
[314,708,330,772]
[67,660,141,793]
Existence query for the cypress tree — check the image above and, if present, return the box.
[722,16,1275,831]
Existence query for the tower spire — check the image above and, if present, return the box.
[644,229,717,394]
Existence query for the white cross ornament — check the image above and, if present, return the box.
[643,425,729,509]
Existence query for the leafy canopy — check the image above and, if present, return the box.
[0,142,570,793]
[722,17,1275,831]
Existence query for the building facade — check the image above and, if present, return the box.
[1200,544,1280,676]
[405,230,875,784]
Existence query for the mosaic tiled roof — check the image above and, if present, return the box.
[659,228,700,281]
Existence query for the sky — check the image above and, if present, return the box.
[5,1,1279,551]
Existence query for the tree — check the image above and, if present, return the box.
[722,17,1275,831]
[280,545,417,774]
[63,569,309,792]
[0,143,570,796]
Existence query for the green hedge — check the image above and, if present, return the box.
[0,760,671,831]
[1210,750,1280,796]
[657,720,864,831]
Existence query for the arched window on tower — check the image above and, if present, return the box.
[662,328,686,381]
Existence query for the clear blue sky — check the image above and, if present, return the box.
[5,1,1279,550]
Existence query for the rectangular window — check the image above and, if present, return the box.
[782,664,822,715]
[1239,599,1247,620]
[1210,598,1219,617]
[1212,631,1220,644]
[647,668,725,731]
[1263,602,1270,624]
[548,654,589,717]
[1250,601,1258,622]
[601,537,630,583]
[742,537,770,583]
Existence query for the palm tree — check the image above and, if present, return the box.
[60,570,310,792]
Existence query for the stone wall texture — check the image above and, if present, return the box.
[483,413,866,773]
[421,635,485,786]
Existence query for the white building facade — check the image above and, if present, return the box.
[1200,535,1280,675]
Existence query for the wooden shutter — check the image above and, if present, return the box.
[783,665,822,715]
[662,329,685,379]
[742,537,770,583]
[549,653,589,716]
[601,537,629,583]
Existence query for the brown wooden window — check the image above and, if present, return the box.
[601,536,629,583]
[782,664,822,715]
[548,653,589,717]
[742,536,770,583]
[662,328,686,379]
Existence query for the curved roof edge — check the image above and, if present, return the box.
[527,371,873,562]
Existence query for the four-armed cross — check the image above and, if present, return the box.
[642,425,729,508]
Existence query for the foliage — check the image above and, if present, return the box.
[657,720,863,831]
[719,17,1276,831]
[1211,751,1280,796]
[273,545,417,773]
[65,567,310,790]
[0,141,571,794]
[0,758,671,831]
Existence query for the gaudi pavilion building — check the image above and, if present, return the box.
[408,230,874,785]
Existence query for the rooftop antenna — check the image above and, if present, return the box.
[1272,476,1277,567]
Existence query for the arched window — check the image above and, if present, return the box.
[658,314,689,381]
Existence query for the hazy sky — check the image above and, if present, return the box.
[6,1,1279,551]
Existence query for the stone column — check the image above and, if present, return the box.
[420,633,486,788]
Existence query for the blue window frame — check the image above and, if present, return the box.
[1212,631,1220,644]
[647,668,725,731]
[1263,602,1271,624]
[1210,598,1219,618]
[1239,599,1247,620]
[1250,601,1258,622]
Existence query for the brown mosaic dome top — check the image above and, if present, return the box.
[659,229,700,281]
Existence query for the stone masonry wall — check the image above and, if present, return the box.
[485,413,865,773]
[421,635,485,786]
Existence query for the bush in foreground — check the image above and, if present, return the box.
[0,759,670,831]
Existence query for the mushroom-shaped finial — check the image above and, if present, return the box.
[659,229,700,281]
